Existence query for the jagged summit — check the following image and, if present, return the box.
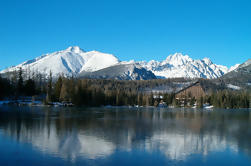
[164,53,193,66]
[138,53,233,79]
[202,58,213,65]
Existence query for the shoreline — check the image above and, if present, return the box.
[0,100,242,109]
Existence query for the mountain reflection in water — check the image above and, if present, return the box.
[0,106,250,165]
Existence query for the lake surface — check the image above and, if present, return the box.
[0,106,250,166]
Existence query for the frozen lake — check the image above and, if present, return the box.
[0,106,251,166]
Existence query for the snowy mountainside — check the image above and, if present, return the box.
[0,46,119,77]
[228,64,240,72]
[223,59,251,78]
[237,59,251,69]
[136,53,233,79]
[0,47,239,79]
[78,64,156,80]
[221,59,251,89]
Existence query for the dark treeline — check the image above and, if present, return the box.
[205,90,250,109]
[51,78,250,108]
[0,68,47,100]
[0,76,12,100]
[54,78,156,106]
[0,69,250,108]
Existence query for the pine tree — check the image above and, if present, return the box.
[0,76,12,99]
[46,71,52,103]
[54,76,63,101]
[24,79,36,96]
[198,96,204,108]
[17,68,24,96]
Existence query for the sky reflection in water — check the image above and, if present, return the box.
[0,106,251,166]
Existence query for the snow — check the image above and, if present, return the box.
[138,53,231,79]
[228,64,240,72]
[0,47,240,79]
[66,46,83,53]
[202,58,213,65]
[79,63,156,80]
[238,59,251,68]
[1,46,119,77]
[203,103,214,109]
[80,51,119,72]
[164,53,193,66]
[204,105,214,109]
[227,84,241,90]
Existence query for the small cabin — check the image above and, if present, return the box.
[175,81,206,100]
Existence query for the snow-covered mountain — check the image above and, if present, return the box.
[136,53,232,79]
[221,59,251,88]
[0,46,119,77]
[223,59,251,78]
[228,64,240,72]
[0,46,238,79]
[79,64,157,80]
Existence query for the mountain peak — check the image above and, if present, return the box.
[229,64,240,72]
[166,53,192,60]
[1,48,238,80]
[165,53,192,66]
[239,59,251,68]
[66,46,84,53]
[202,57,213,65]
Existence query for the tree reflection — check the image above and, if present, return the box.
[0,106,250,160]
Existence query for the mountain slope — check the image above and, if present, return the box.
[221,59,251,89]
[0,46,119,77]
[222,59,251,79]
[78,64,157,80]
[1,47,238,79]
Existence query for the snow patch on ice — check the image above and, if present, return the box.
[227,84,241,90]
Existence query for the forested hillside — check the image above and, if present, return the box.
[0,69,250,108]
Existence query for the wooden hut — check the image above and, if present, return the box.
[175,81,206,100]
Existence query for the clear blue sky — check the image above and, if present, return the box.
[0,0,250,69]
